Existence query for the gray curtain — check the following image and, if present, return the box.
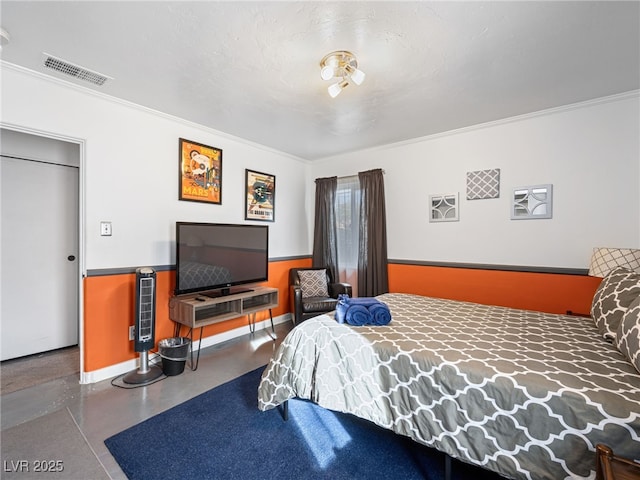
[357,169,389,296]
[312,176,339,281]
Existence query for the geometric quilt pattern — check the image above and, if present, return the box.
[591,266,640,341]
[617,296,640,374]
[466,168,500,200]
[259,293,640,480]
[588,247,640,277]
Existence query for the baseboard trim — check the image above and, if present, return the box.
[80,313,291,384]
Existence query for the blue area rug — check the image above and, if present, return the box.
[105,367,503,480]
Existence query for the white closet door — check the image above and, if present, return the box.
[1,156,79,360]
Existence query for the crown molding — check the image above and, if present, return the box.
[1,60,305,162]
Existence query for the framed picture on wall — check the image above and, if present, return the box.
[245,169,275,222]
[178,138,222,204]
[511,184,553,220]
[429,193,459,222]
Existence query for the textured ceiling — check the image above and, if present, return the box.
[1,1,638,160]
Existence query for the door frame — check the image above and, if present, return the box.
[1,122,86,381]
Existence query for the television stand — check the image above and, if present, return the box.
[169,286,279,370]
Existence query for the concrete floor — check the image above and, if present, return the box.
[1,322,292,479]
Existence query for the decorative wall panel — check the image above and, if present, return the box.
[466,169,500,200]
[429,193,459,222]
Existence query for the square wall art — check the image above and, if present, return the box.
[466,168,500,200]
[429,193,459,222]
[511,184,553,220]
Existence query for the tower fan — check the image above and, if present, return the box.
[123,267,163,384]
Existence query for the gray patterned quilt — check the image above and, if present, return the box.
[258,293,640,479]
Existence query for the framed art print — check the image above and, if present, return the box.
[245,169,275,222]
[511,184,553,220]
[178,138,222,204]
[429,193,459,222]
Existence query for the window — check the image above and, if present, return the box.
[336,176,360,296]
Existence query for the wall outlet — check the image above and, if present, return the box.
[100,221,112,236]
[128,325,135,341]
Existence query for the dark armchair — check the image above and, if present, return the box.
[289,267,352,325]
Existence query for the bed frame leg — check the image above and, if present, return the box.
[280,400,288,421]
[444,454,452,480]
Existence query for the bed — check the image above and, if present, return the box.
[258,292,640,480]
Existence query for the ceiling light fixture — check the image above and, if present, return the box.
[320,50,365,98]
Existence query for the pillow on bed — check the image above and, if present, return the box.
[616,296,640,374]
[298,269,329,298]
[591,266,640,341]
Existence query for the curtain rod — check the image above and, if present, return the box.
[338,169,386,180]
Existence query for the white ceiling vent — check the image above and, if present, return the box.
[43,54,110,86]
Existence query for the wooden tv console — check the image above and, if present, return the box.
[169,286,278,329]
[168,286,279,369]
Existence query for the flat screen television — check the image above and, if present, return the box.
[175,222,269,297]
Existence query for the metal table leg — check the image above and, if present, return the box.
[177,326,203,372]
[248,309,276,341]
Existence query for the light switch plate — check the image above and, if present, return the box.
[100,221,112,236]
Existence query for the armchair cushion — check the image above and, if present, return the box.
[302,297,339,314]
[298,269,329,298]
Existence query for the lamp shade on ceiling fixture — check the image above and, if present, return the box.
[320,65,335,81]
[328,80,349,98]
[588,247,640,277]
[320,50,365,98]
[344,64,365,85]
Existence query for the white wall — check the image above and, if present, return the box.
[3,63,638,272]
[1,64,310,270]
[310,93,640,269]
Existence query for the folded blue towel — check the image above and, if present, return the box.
[368,303,392,325]
[345,305,371,326]
[343,296,382,307]
[335,294,392,326]
[335,294,350,323]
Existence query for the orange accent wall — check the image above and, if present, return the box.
[388,263,602,315]
[84,258,598,373]
[83,258,311,372]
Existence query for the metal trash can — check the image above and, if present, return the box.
[158,337,191,376]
